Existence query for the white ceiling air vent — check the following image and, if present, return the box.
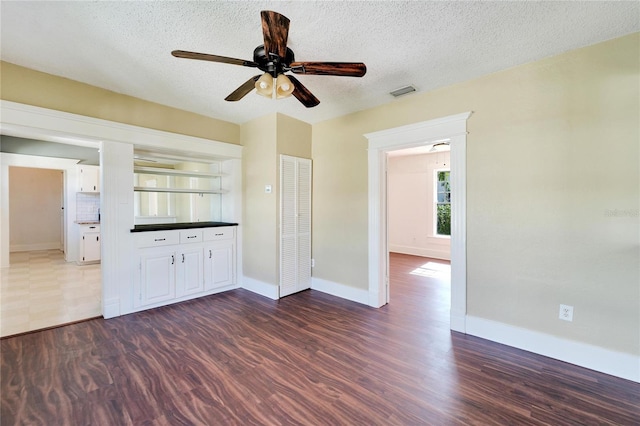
[390,85,417,97]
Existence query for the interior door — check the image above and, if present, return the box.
[279,155,312,298]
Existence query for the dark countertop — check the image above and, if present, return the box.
[131,222,238,233]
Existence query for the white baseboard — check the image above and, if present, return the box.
[102,298,120,319]
[466,315,640,383]
[389,245,450,261]
[311,277,370,305]
[450,309,466,333]
[241,276,279,300]
[10,242,61,252]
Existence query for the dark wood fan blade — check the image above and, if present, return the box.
[290,62,367,77]
[172,50,258,67]
[288,75,320,108]
[225,75,261,102]
[261,10,290,58]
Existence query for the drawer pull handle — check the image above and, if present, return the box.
[171,255,175,265]
[187,235,197,239]
[182,254,185,263]
[154,238,166,242]
[215,233,223,236]
[89,226,96,229]
[209,249,212,259]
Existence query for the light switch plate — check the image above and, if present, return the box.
[265,185,272,194]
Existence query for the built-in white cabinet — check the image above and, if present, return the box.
[138,247,177,306]
[78,224,100,264]
[176,231,205,297]
[204,227,236,290]
[133,161,227,224]
[78,165,99,193]
[133,226,236,310]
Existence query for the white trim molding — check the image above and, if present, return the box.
[0,100,242,159]
[388,246,450,262]
[241,276,279,300]
[365,112,472,332]
[10,243,61,252]
[311,277,370,305]
[466,316,640,383]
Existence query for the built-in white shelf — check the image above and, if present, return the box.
[133,187,227,194]
[134,166,225,179]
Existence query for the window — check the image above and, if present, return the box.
[435,170,451,236]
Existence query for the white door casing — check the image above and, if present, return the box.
[365,112,472,333]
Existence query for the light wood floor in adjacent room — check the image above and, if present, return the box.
[1,253,639,424]
[0,249,101,337]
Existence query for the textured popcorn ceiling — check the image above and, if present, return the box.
[1,1,638,125]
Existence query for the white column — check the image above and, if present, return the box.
[449,133,467,333]
[100,141,134,318]
[0,155,9,268]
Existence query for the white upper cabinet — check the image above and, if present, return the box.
[78,165,99,192]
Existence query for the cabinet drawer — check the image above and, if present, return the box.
[203,227,235,241]
[136,231,179,248]
[81,224,101,233]
[180,230,203,244]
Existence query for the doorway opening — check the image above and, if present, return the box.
[1,136,102,337]
[9,166,64,253]
[364,112,471,333]
[386,146,452,304]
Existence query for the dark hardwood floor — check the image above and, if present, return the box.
[2,253,639,425]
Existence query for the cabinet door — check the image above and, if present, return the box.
[136,250,176,308]
[82,232,101,262]
[78,166,99,192]
[176,247,204,297]
[204,242,235,290]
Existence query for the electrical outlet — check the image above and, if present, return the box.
[311,259,315,268]
[559,304,574,322]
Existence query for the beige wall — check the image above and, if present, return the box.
[241,114,311,285]
[0,61,240,145]
[241,113,312,286]
[9,166,63,251]
[276,114,312,159]
[312,33,639,355]
[242,114,278,285]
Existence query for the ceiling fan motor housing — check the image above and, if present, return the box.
[253,44,295,76]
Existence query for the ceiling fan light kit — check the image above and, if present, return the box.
[275,74,294,98]
[171,10,367,108]
[429,142,450,152]
[255,73,274,97]
[254,73,294,99]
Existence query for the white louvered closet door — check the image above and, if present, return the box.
[279,155,312,298]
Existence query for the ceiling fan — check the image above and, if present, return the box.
[171,10,367,108]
